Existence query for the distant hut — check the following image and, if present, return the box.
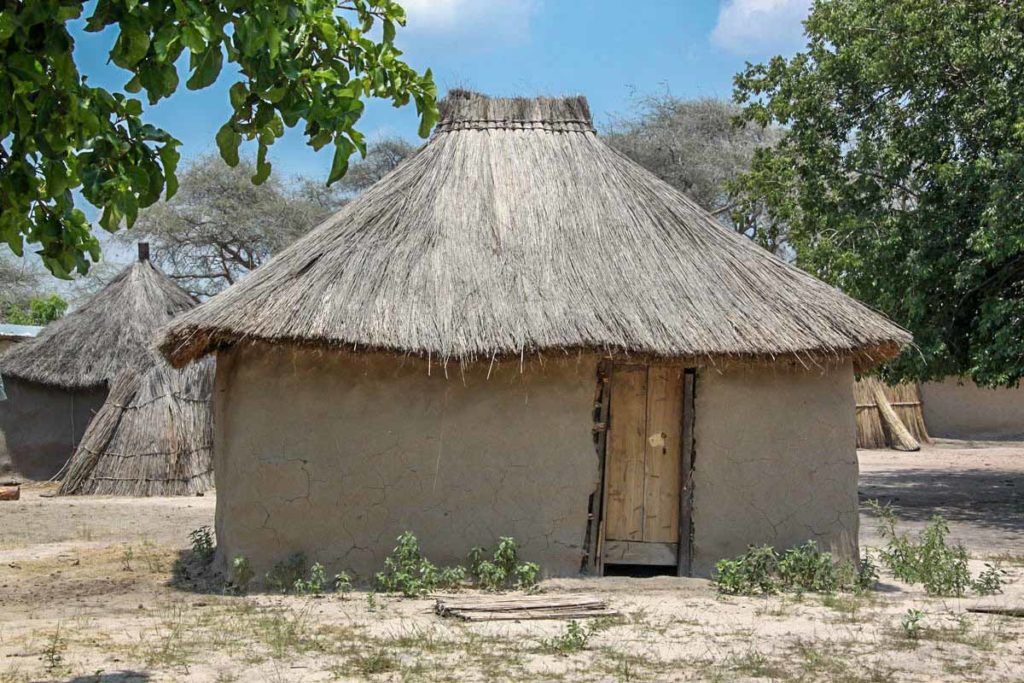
[0,324,42,354]
[160,91,911,578]
[0,245,208,483]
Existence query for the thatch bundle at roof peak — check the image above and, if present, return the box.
[1,252,196,389]
[159,91,911,368]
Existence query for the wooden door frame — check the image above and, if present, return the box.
[677,368,696,576]
[592,362,696,576]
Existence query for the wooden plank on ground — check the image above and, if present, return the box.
[435,594,617,621]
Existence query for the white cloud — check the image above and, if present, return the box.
[711,0,811,57]
[401,0,538,42]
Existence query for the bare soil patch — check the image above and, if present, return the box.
[1,442,1023,681]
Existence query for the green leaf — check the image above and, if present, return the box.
[159,145,181,199]
[0,12,16,41]
[252,143,271,185]
[216,123,241,166]
[327,138,355,185]
[182,25,206,53]
[111,24,151,68]
[186,47,223,90]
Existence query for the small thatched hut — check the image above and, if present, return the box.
[160,91,911,578]
[0,245,204,481]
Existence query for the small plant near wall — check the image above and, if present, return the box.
[468,537,541,592]
[714,542,875,596]
[373,532,542,596]
[189,526,215,564]
[869,500,1006,597]
[228,556,255,595]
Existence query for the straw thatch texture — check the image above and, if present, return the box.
[160,90,911,368]
[58,356,214,496]
[854,377,929,449]
[0,260,197,389]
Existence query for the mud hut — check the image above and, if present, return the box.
[160,91,911,578]
[0,245,200,481]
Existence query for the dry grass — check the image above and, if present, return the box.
[59,357,214,496]
[160,90,909,370]
[855,377,929,449]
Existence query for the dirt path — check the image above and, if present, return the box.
[0,441,1022,681]
[859,439,1024,557]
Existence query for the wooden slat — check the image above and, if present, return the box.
[644,366,683,543]
[677,369,695,576]
[605,365,647,541]
[435,594,617,621]
[603,540,678,566]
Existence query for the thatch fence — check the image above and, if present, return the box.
[854,377,929,450]
[58,358,214,496]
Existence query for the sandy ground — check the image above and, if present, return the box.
[1,441,1023,682]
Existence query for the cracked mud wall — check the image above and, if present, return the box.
[921,378,1024,440]
[690,361,858,575]
[0,379,107,480]
[213,343,600,579]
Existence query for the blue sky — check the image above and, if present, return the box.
[72,0,811,182]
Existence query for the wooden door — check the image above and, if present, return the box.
[603,363,685,566]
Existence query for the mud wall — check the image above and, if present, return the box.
[0,378,107,480]
[921,378,1024,440]
[690,361,859,575]
[213,344,601,579]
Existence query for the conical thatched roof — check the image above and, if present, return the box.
[1,253,197,389]
[160,90,911,367]
[58,357,214,496]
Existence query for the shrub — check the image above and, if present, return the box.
[542,620,593,653]
[714,542,876,596]
[189,526,215,564]
[714,545,781,595]
[900,608,923,639]
[266,552,308,593]
[228,555,254,594]
[778,541,838,593]
[373,532,541,596]
[374,531,465,597]
[294,562,328,595]
[870,501,1001,597]
[468,537,541,592]
[972,563,1006,596]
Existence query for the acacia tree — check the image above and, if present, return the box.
[0,0,437,278]
[604,96,786,254]
[125,154,327,297]
[129,137,415,297]
[733,0,1024,386]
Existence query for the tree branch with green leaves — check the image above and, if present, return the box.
[0,0,437,278]
[732,0,1024,387]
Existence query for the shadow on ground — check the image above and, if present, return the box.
[64,673,151,682]
[859,466,1024,534]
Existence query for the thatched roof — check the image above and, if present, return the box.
[160,90,911,367]
[58,357,214,496]
[1,252,197,389]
